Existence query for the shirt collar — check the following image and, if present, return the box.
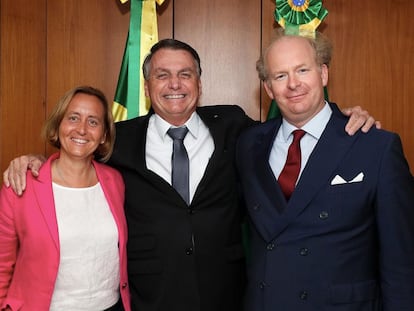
[281,102,332,141]
[153,111,200,141]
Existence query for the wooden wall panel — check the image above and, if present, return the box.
[45,0,129,154]
[46,0,129,98]
[323,0,414,171]
[157,0,173,39]
[261,0,277,120]
[46,0,129,129]
[173,0,262,120]
[0,0,47,177]
[1,0,413,178]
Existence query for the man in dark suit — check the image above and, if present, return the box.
[108,39,253,310]
[236,28,414,311]
[3,39,378,311]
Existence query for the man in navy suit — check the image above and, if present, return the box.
[3,39,378,311]
[236,28,414,310]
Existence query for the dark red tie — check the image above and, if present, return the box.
[278,129,306,200]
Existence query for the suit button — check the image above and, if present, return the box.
[185,247,193,255]
[299,248,308,256]
[300,290,308,300]
[266,243,275,250]
[253,204,260,211]
[319,211,329,219]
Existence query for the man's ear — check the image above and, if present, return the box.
[263,81,274,99]
[321,64,329,87]
[144,80,149,97]
[198,79,202,97]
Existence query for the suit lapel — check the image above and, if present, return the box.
[268,108,358,240]
[34,154,60,250]
[122,116,150,173]
[94,161,117,213]
[119,115,170,183]
[126,114,189,203]
[193,109,225,194]
[250,106,359,241]
[289,112,357,211]
[95,162,125,235]
[253,119,288,212]
[250,119,297,241]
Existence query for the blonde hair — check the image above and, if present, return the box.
[256,27,333,81]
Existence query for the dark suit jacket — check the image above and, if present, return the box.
[236,103,414,311]
[109,105,254,311]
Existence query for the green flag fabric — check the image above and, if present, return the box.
[112,0,164,122]
[267,100,281,120]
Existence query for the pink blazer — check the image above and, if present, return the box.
[0,153,131,311]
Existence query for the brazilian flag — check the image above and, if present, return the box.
[112,0,164,121]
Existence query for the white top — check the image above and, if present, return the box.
[269,102,332,183]
[146,112,215,202]
[49,182,120,310]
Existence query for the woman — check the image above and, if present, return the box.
[0,86,130,310]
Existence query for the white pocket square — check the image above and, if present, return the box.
[330,172,364,185]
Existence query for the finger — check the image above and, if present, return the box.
[375,120,382,129]
[341,108,352,116]
[8,156,29,196]
[12,161,25,196]
[28,157,42,177]
[7,161,20,195]
[3,168,11,187]
[17,168,27,196]
[17,157,29,194]
[361,116,376,133]
[345,113,363,136]
[342,106,362,117]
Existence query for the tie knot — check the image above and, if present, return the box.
[168,126,188,141]
[292,129,306,142]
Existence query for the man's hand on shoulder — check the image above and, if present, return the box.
[3,154,47,196]
[341,106,381,135]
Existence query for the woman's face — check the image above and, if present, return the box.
[58,93,106,161]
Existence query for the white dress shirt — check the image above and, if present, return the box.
[146,112,215,203]
[269,102,332,184]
